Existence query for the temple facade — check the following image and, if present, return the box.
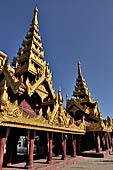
[0,6,112,170]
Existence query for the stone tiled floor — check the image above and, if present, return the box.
[2,153,113,170]
[60,154,113,170]
[2,155,83,170]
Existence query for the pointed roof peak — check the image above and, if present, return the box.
[77,60,82,76]
[73,61,91,100]
[32,6,38,26]
[34,6,38,13]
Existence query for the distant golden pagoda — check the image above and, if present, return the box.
[73,60,91,104]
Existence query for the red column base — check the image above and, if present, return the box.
[71,154,76,158]
[7,163,12,167]
[0,165,2,170]
[61,157,67,160]
[109,147,112,154]
[46,160,53,164]
[25,164,33,169]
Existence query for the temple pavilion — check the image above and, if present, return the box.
[66,60,112,155]
[0,7,85,170]
[0,6,112,170]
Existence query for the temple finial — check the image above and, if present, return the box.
[33,6,38,26]
[77,60,82,76]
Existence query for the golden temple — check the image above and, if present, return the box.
[0,6,112,170]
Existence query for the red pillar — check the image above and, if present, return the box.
[47,132,53,163]
[6,137,13,166]
[85,134,88,151]
[61,134,66,160]
[96,132,101,153]
[27,130,35,169]
[77,135,81,155]
[108,133,112,154]
[105,132,109,150]
[101,132,106,151]
[108,133,112,148]
[71,135,76,157]
[0,127,7,170]
[49,132,52,163]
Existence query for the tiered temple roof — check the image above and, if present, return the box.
[73,61,90,100]
[0,7,86,135]
[66,61,112,132]
[12,8,44,76]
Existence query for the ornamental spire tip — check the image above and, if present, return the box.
[77,59,82,76]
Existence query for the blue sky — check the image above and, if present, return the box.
[0,0,113,118]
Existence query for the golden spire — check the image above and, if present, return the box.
[13,6,45,75]
[77,60,82,76]
[73,61,91,101]
[32,7,38,26]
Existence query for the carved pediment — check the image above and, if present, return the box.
[26,74,45,96]
[36,84,48,102]
[0,100,22,118]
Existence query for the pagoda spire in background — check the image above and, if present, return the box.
[78,60,82,76]
[73,60,91,102]
[32,6,38,26]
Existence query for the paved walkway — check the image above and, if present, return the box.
[60,154,113,170]
[2,155,83,170]
[2,154,113,170]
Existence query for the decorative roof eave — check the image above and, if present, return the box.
[86,120,112,132]
[0,121,85,135]
[0,100,85,135]
[88,114,101,122]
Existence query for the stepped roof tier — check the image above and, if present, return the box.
[0,7,86,135]
[12,7,45,76]
[73,60,94,105]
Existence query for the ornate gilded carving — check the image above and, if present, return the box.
[0,80,8,106]
[36,85,48,102]
[1,100,22,118]
[87,119,112,132]
[3,61,22,94]
[0,51,7,73]
[26,72,45,96]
